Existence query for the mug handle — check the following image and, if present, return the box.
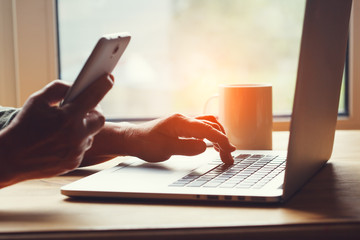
[203,94,219,115]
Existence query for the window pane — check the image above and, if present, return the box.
[57,0,346,119]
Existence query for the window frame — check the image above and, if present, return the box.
[1,0,359,130]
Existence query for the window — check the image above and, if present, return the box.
[1,0,360,130]
[57,0,307,120]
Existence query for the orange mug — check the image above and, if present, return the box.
[206,84,272,150]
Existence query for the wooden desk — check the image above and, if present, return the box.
[0,131,359,240]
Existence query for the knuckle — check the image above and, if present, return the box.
[47,80,68,89]
[206,115,218,122]
[170,113,185,121]
[52,79,69,86]
[211,122,221,131]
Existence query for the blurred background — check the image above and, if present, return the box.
[57,0,346,120]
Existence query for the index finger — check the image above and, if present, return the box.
[66,74,114,114]
[195,115,226,134]
[174,119,235,164]
[169,116,236,153]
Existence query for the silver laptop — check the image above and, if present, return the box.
[61,0,352,203]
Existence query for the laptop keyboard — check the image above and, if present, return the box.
[169,154,286,189]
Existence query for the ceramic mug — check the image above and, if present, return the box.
[206,84,273,150]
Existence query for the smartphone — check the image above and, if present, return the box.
[61,32,131,106]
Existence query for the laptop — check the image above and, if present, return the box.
[61,0,352,203]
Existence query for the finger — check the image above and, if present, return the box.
[213,143,220,152]
[171,116,236,153]
[36,80,71,105]
[195,115,226,134]
[220,150,234,165]
[199,119,224,135]
[66,74,114,115]
[83,110,106,136]
[167,138,207,156]
[198,122,236,152]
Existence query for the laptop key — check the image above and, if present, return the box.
[203,182,223,188]
[220,183,238,188]
[187,180,208,187]
[235,154,251,159]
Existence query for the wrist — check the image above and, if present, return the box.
[111,121,142,157]
[90,121,141,157]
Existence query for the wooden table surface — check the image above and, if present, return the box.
[0,130,359,240]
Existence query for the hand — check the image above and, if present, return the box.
[0,75,113,188]
[83,114,236,166]
[130,114,236,164]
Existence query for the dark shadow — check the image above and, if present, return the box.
[61,169,100,177]
[283,163,359,218]
[0,210,62,223]
[63,195,283,209]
